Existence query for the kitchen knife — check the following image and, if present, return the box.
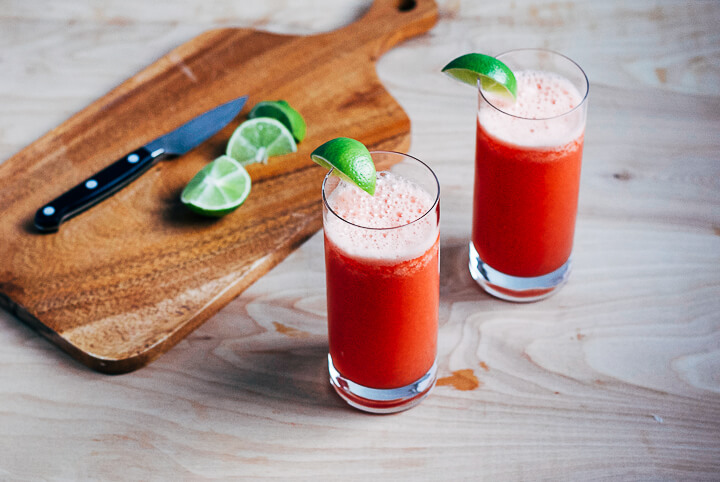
[34,95,248,232]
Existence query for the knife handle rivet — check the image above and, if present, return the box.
[85,179,98,189]
[127,154,140,163]
[42,206,55,216]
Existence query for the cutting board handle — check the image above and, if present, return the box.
[345,0,438,58]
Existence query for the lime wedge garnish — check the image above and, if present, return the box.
[248,100,306,143]
[311,137,376,196]
[181,155,251,217]
[226,117,297,165]
[442,53,517,100]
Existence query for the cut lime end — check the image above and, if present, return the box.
[442,53,517,100]
[311,137,376,196]
[226,117,297,166]
[248,100,306,142]
[181,155,252,217]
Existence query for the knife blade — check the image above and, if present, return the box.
[34,95,248,232]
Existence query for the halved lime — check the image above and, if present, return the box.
[442,53,517,100]
[311,137,376,196]
[181,155,251,217]
[226,117,297,165]
[248,100,306,143]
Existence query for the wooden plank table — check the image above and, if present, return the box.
[1,0,718,479]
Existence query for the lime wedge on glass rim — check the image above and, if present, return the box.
[226,117,297,165]
[181,155,251,217]
[311,137,376,196]
[248,100,306,143]
[442,53,517,100]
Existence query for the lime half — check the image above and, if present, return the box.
[181,155,251,217]
[248,100,306,143]
[226,117,297,165]
[442,53,517,100]
[311,137,376,196]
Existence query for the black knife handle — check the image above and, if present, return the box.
[34,146,165,232]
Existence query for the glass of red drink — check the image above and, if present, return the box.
[469,49,589,302]
[322,151,440,413]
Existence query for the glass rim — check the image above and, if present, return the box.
[478,48,590,122]
[321,150,440,232]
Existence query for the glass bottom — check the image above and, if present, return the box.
[328,354,437,414]
[468,242,571,302]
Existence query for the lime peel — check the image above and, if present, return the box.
[311,137,376,196]
[442,53,518,100]
[248,100,306,143]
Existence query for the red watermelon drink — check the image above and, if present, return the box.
[469,49,589,302]
[322,151,440,413]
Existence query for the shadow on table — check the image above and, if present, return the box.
[232,341,341,409]
[440,236,495,302]
[177,334,346,412]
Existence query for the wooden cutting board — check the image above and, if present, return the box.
[0,0,438,374]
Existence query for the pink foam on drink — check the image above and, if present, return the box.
[324,171,438,263]
[479,70,585,148]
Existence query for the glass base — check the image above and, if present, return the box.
[328,354,437,414]
[468,242,571,302]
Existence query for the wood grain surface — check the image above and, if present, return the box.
[0,0,437,373]
[1,0,719,480]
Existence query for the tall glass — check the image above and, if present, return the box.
[322,151,440,413]
[469,49,589,302]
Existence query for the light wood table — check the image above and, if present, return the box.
[1,1,719,479]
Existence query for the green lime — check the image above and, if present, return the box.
[226,117,297,165]
[311,137,376,196]
[442,53,517,99]
[181,155,251,217]
[248,100,306,143]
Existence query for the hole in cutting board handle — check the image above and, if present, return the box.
[398,0,417,12]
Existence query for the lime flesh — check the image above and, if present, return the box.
[226,117,297,165]
[181,155,252,217]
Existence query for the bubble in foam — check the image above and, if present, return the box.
[324,171,438,263]
[480,69,585,149]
